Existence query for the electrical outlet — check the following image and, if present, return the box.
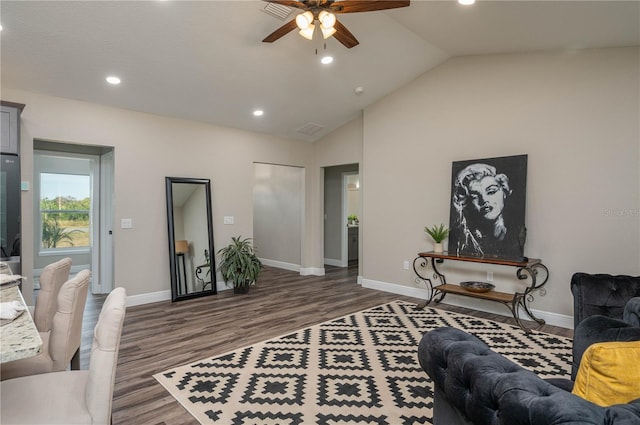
[403,260,409,270]
[486,271,493,282]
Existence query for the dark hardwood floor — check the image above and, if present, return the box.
[79,263,572,425]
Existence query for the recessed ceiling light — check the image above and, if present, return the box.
[321,56,333,65]
[253,110,264,117]
[458,0,475,5]
[106,76,121,85]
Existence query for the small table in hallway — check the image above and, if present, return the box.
[0,285,43,363]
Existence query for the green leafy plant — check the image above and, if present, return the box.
[41,215,85,248]
[217,236,263,290]
[424,224,450,243]
[347,214,358,223]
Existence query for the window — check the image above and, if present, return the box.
[40,173,90,249]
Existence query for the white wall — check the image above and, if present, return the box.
[8,46,638,321]
[253,163,304,269]
[8,88,313,304]
[361,47,640,319]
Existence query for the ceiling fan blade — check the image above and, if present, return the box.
[262,19,298,43]
[330,0,410,14]
[332,19,359,48]
[262,0,307,10]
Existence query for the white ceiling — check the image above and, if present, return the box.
[1,1,638,142]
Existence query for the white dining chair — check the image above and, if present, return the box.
[30,257,72,332]
[0,287,126,425]
[1,269,90,380]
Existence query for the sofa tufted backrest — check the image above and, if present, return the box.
[571,273,640,329]
[418,327,640,425]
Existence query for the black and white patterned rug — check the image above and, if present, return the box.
[154,300,572,424]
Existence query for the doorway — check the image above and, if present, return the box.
[323,164,359,269]
[33,141,114,294]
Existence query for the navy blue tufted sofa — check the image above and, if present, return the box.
[418,327,640,425]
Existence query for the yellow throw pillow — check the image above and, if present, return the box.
[572,340,640,407]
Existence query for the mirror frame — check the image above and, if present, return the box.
[165,177,217,301]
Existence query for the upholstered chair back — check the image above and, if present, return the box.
[85,287,126,424]
[34,257,72,332]
[0,269,90,381]
[49,269,90,371]
[571,272,640,328]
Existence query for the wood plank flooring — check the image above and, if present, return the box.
[79,264,572,425]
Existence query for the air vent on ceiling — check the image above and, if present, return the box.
[297,122,325,137]
[262,2,293,20]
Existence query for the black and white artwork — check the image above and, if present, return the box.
[448,154,528,259]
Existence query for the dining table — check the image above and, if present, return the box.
[0,284,43,364]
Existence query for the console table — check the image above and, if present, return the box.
[413,251,549,332]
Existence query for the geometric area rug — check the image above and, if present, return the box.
[154,300,573,424]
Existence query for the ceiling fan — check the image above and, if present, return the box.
[262,0,410,48]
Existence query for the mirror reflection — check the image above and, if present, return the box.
[166,177,216,301]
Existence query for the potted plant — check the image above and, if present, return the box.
[424,224,449,253]
[217,236,263,294]
[348,214,359,226]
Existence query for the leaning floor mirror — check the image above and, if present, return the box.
[165,177,216,301]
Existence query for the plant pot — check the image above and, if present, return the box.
[433,243,444,253]
[234,285,250,294]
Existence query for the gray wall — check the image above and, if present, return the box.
[253,163,304,268]
[362,47,639,319]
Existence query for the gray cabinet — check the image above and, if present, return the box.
[348,226,358,261]
[1,102,24,154]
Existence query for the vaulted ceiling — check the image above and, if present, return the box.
[1,1,638,142]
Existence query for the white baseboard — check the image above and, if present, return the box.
[361,278,573,330]
[126,284,233,306]
[126,290,171,307]
[121,275,573,330]
[300,267,325,276]
[259,258,325,276]
[259,258,300,272]
[324,258,346,267]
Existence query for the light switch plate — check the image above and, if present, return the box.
[121,218,133,229]
[223,216,234,225]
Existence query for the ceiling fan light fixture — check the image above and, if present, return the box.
[320,25,336,39]
[318,11,336,29]
[299,24,315,40]
[296,11,314,30]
